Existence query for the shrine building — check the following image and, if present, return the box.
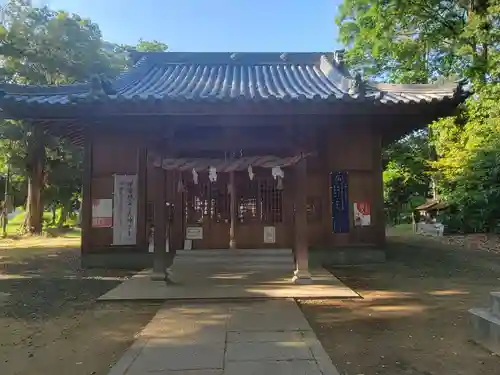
[0,52,465,282]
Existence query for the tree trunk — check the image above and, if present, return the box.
[23,159,44,234]
[21,124,46,235]
[57,201,70,228]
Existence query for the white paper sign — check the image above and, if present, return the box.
[263,226,276,243]
[113,175,138,245]
[92,198,112,228]
[186,226,203,240]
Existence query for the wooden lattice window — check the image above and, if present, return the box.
[185,179,230,224]
[210,182,230,223]
[259,178,283,224]
[185,182,209,224]
[307,197,322,223]
[238,179,258,223]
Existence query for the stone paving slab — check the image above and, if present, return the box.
[227,331,304,342]
[126,342,225,373]
[99,266,357,301]
[106,299,341,375]
[225,341,313,361]
[224,360,322,375]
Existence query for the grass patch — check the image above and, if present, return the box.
[3,208,81,238]
[387,223,414,235]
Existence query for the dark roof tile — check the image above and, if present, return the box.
[0,52,463,106]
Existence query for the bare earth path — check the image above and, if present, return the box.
[0,237,160,375]
[3,232,500,375]
[300,233,500,375]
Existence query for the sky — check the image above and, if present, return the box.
[27,0,343,52]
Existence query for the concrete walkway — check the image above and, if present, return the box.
[99,267,358,301]
[99,249,358,301]
[107,299,341,375]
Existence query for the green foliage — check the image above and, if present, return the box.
[431,83,500,232]
[0,1,114,84]
[337,0,500,232]
[135,39,168,52]
[0,1,167,233]
[383,131,431,223]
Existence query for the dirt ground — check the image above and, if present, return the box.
[0,237,160,375]
[300,234,500,375]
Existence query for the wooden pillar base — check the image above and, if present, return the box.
[292,269,313,284]
[151,267,174,282]
[151,272,167,281]
[292,244,312,284]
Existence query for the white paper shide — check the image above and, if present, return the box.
[113,174,138,245]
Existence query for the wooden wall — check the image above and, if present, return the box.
[320,123,385,247]
[82,119,385,254]
[83,134,148,253]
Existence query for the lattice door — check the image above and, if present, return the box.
[184,174,230,248]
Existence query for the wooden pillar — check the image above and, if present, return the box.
[81,129,93,262]
[372,130,386,246]
[229,171,237,249]
[292,156,312,284]
[152,165,167,280]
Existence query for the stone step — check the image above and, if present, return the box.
[172,263,295,271]
[176,249,293,257]
[490,292,500,318]
[174,249,295,269]
[174,256,294,264]
[469,307,500,354]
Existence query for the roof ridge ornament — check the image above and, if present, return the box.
[89,74,116,97]
[333,49,345,66]
[348,72,366,98]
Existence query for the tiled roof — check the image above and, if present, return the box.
[0,52,463,106]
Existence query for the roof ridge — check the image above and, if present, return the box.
[0,81,89,96]
[130,51,334,65]
[0,53,465,107]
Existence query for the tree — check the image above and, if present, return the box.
[0,1,170,234]
[0,1,109,233]
[0,1,118,233]
[383,131,431,223]
[135,38,168,52]
[336,0,498,83]
[336,0,500,231]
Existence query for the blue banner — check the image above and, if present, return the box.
[331,172,349,233]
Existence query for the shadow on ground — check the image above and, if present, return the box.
[0,242,160,375]
[299,238,500,375]
[0,246,133,320]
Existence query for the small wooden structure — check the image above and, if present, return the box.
[0,52,465,282]
[415,199,449,221]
